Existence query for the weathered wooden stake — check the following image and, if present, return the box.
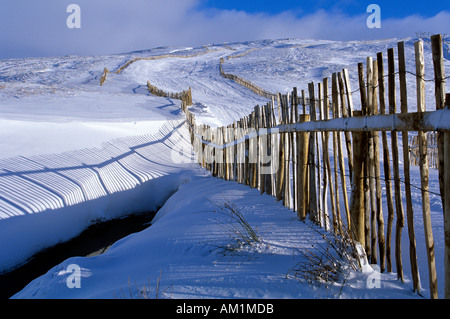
[318,82,329,228]
[377,52,395,273]
[357,63,370,256]
[388,47,405,282]
[366,57,377,265]
[399,41,420,292]
[431,35,446,211]
[315,83,322,225]
[297,114,310,220]
[331,75,342,232]
[372,59,386,273]
[283,94,291,208]
[276,94,286,201]
[339,71,354,184]
[308,83,318,223]
[445,109,450,299]
[254,107,261,189]
[323,77,335,231]
[260,105,266,194]
[444,93,450,299]
[337,73,351,230]
[350,110,366,246]
[292,88,298,211]
[416,40,438,298]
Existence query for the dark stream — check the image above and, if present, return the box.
[0,211,156,299]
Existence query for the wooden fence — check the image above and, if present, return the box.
[177,34,450,299]
[146,81,193,105]
[219,52,312,107]
[99,47,225,86]
[99,67,109,86]
[219,57,276,100]
[114,47,222,74]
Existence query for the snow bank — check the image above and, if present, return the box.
[0,120,196,273]
[13,173,421,299]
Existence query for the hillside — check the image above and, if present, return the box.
[0,37,449,299]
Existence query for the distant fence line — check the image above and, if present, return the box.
[146,81,192,106]
[219,51,312,110]
[225,48,258,60]
[114,47,223,74]
[178,34,450,299]
[99,46,226,85]
[219,56,276,100]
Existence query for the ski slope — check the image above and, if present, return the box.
[0,37,449,299]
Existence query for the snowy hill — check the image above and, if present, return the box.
[0,37,449,299]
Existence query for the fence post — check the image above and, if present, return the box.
[416,39,438,298]
[212,127,218,177]
[283,95,291,208]
[301,90,306,115]
[264,103,273,196]
[297,114,310,220]
[399,41,421,292]
[100,67,109,86]
[276,94,285,201]
[349,110,366,246]
[260,105,266,194]
[431,34,446,213]
[291,91,298,212]
[292,89,298,212]
[388,47,405,282]
[323,77,335,231]
[318,82,328,227]
[313,84,322,225]
[229,123,234,181]
[338,71,353,184]
[308,83,318,222]
[357,63,370,255]
[366,57,378,265]
[343,68,354,117]
[220,126,223,179]
[223,125,229,180]
[236,121,242,183]
[332,74,342,233]
[444,93,450,299]
[233,122,237,181]
[337,73,351,230]
[377,52,395,273]
[371,58,386,272]
[245,116,250,186]
[252,108,259,189]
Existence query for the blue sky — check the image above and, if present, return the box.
[200,0,448,18]
[0,0,449,59]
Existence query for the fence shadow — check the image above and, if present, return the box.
[0,120,192,219]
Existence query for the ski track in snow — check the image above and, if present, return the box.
[1,38,449,299]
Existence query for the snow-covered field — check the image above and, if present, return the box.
[0,38,449,299]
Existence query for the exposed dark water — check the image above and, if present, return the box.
[0,211,156,299]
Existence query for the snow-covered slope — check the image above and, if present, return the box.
[0,37,448,299]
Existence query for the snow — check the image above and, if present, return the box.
[10,175,419,299]
[0,37,448,299]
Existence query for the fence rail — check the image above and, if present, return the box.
[176,35,449,299]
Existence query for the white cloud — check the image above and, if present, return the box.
[0,0,449,58]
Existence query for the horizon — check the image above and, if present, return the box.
[0,0,449,59]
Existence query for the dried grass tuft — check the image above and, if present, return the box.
[212,201,263,256]
[288,223,364,291]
